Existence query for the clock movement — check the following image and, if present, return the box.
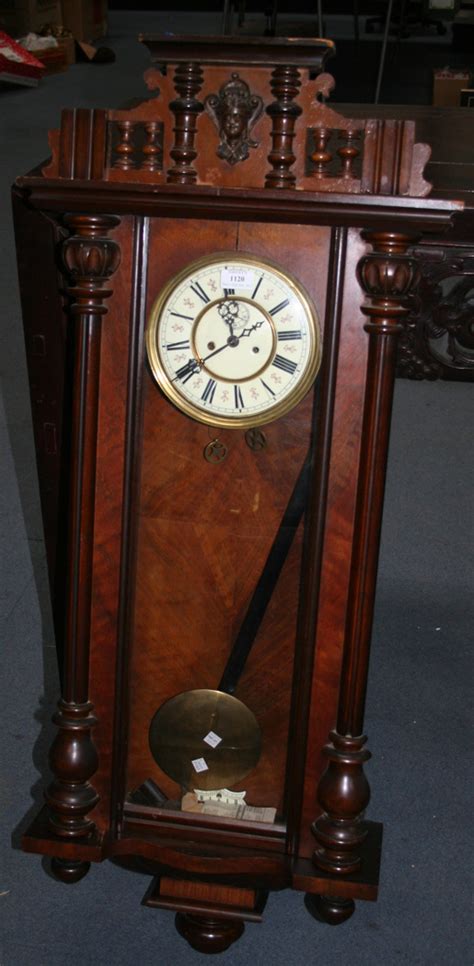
[13,35,461,954]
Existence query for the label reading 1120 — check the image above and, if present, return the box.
[221,268,255,291]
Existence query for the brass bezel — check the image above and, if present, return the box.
[146,252,322,430]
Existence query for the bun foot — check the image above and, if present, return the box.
[175,913,245,954]
[305,893,355,925]
[51,857,91,883]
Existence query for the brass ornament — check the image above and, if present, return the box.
[205,73,263,166]
[149,689,262,791]
[204,438,228,463]
[245,428,267,451]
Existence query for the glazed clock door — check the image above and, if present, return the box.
[122,217,330,833]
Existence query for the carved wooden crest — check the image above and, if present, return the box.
[43,36,432,197]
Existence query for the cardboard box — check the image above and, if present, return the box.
[36,34,74,70]
[0,0,61,37]
[61,0,106,42]
[433,66,472,106]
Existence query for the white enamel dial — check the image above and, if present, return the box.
[146,253,321,429]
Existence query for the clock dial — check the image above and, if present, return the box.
[146,253,321,428]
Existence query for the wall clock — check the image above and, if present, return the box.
[13,34,460,956]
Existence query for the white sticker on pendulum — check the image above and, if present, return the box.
[191,757,209,774]
[203,731,222,748]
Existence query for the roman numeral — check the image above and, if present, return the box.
[202,378,217,403]
[174,359,199,383]
[224,288,235,298]
[277,330,301,341]
[251,276,263,300]
[234,384,244,409]
[170,311,194,321]
[269,298,290,316]
[165,339,191,351]
[260,378,275,397]
[272,354,297,375]
[190,281,210,304]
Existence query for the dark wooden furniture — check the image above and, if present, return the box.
[14,36,463,954]
[336,103,474,383]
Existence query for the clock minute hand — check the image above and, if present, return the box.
[197,323,262,366]
[202,338,236,362]
[171,316,267,387]
[201,321,264,363]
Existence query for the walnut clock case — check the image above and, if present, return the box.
[13,36,461,955]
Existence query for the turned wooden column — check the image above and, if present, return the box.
[45,214,121,883]
[167,62,204,184]
[310,231,420,923]
[265,65,302,189]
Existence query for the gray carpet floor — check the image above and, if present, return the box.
[1,10,473,965]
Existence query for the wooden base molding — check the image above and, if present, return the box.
[143,876,266,952]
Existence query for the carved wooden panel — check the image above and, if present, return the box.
[398,246,474,380]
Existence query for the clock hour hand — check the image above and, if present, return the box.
[239,317,265,339]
